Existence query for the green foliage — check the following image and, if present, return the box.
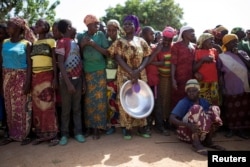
[102,0,184,31]
[0,0,60,26]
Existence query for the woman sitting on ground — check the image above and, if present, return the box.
[169,79,225,156]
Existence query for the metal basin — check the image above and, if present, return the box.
[120,80,154,119]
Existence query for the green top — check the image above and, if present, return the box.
[77,31,109,72]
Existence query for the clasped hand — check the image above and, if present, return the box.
[129,69,140,84]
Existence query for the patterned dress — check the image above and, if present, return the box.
[30,39,58,141]
[1,39,31,141]
[78,31,109,129]
[171,42,195,109]
[108,36,151,129]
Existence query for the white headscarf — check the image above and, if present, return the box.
[177,26,194,42]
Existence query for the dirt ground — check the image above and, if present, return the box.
[0,128,250,167]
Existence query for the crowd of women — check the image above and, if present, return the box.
[0,14,250,155]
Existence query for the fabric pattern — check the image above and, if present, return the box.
[3,69,31,141]
[108,36,151,129]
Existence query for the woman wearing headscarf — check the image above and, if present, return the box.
[77,14,109,140]
[105,19,121,135]
[108,15,152,140]
[218,34,250,139]
[193,33,222,105]
[213,25,228,46]
[169,79,225,156]
[0,17,36,145]
[170,26,196,109]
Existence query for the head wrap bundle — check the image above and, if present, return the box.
[176,26,194,42]
[162,26,176,38]
[123,15,140,33]
[213,25,228,38]
[231,27,244,34]
[185,79,200,92]
[83,14,100,26]
[221,34,238,52]
[9,17,36,43]
[107,19,120,29]
[197,33,214,49]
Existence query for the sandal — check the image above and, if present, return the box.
[195,148,208,156]
[0,138,13,146]
[48,139,59,147]
[21,138,32,145]
[192,143,208,156]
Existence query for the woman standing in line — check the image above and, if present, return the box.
[0,17,36,145]
[218,34,250,139]
[108,15,152,140]
[78,14,109,140]
[30,19,59,146]
[193,33,222,105]
[105,19,121,135]
[171,26,196,109]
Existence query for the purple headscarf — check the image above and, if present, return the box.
[123,15,140,33]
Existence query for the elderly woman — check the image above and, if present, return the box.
[77,14,109,140]
[218,34,250,139]
[0,17,36,145]
[169,79,225,156]
[193,33,222,105]
[108,15,152,140]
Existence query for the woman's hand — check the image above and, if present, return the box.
[129,69,141,84]
[172,78,178,90]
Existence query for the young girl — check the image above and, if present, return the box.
[0,17,36,145]
[30,19,59,146]
[150,26,176,135]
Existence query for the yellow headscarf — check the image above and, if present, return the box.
[221,34,238,52]
[197,33,214,49]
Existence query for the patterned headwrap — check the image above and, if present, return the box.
[9,17,36,43]
[231,27,244,34]
[221,34,238,52]
[185,79,200,92]
[197,33,214,49]
[176,26,194,42]
[162,26,176,38]
[83,14,100,26]
[213,25,228,38]
[123,15,140,33]
[107,19,120,30]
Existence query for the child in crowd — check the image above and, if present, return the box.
[55,19,86,145]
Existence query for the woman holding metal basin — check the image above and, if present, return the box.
[108,15,153,140]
